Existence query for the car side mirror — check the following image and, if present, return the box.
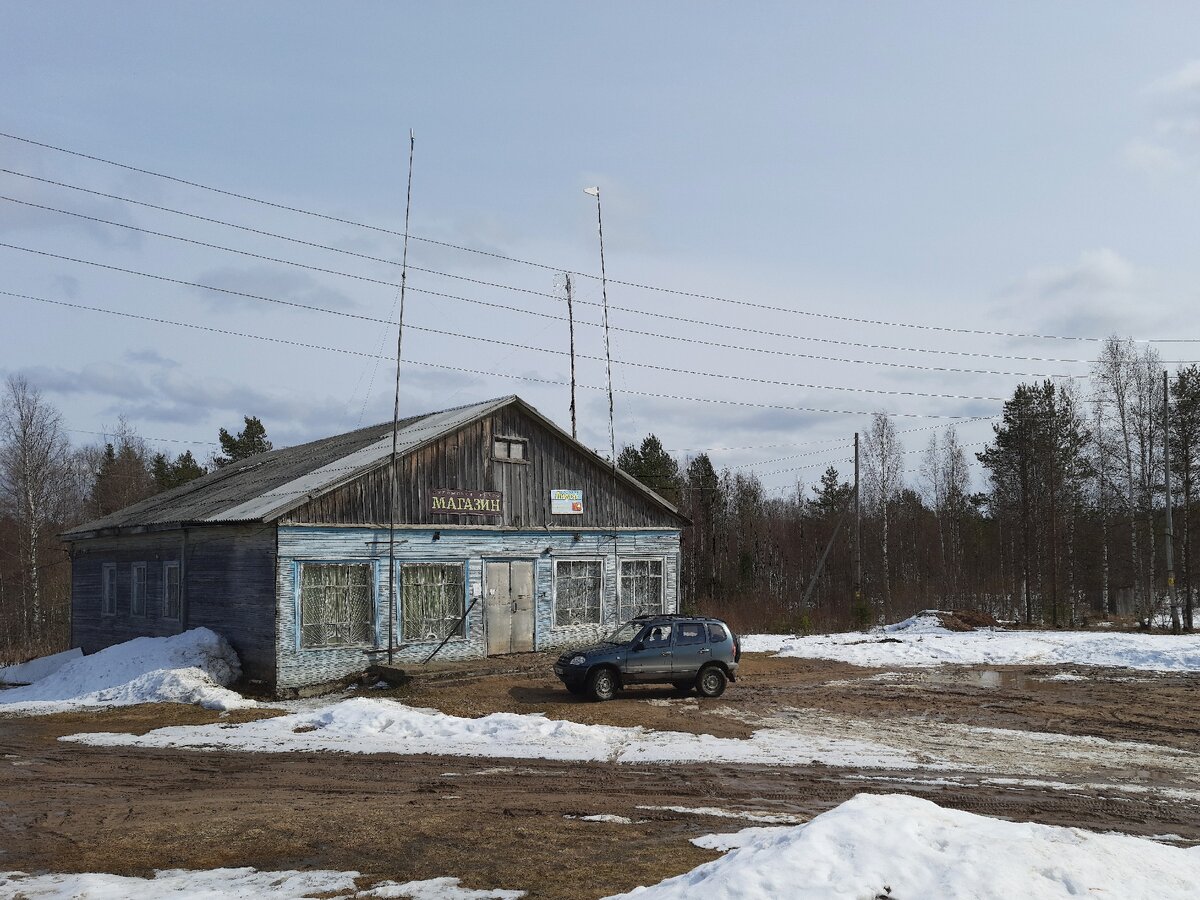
[632,641,645,652]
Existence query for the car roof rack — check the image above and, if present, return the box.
[631,613,701,621]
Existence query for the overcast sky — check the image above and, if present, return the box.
[3,3,1200,496]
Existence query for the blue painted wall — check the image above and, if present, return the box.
[275,526,680,689]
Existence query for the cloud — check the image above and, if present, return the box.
[1012,248,1135,299]
[1122,138,1186,176]
[1125,60,1200,177]
[124,348,180,369]
[188,265,365,313]
[1150,59,1200,97]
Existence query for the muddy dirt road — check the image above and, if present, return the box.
[2,654,1198,899]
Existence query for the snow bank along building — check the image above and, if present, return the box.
[63,396,688,691]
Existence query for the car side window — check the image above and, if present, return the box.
[675,622,706,646]
[643,624,673,646]
[708,623,728,643]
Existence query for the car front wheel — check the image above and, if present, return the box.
[587,667,618,702]
[696,666,727,698]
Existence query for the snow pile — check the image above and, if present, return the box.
[0,628,252,714]
[64,696,918,768]
[882,610,957,634]
[0,647,81,684]
[610,793,1200,899]
[0,869,523,899]
[744,626,1200,671]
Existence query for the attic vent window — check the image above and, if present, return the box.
[493,436,528,462]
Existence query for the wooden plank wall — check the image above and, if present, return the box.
[284,407,683,529]
[69,524,277,683]
[274,525,680,689]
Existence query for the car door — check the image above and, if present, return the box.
[670,621,709,678]
[625,623,674,682]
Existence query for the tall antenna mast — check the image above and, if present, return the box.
[565,273,577,440]
[387,130,415,665]
[584,186,616,469]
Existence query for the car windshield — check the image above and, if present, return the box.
[603,621,644,644]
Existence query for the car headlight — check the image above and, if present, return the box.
[569,655,587,666]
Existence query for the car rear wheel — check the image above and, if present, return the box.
[696,665,727,698]
[587,667,618,702]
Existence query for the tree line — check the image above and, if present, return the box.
[0,372,270,665]
[619,337,1199,635]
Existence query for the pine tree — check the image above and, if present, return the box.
[214,416,273,467]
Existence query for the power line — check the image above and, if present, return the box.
[0,235,1130,372]
[0,288,986,420]
[0,242,1018,400]
[4,133,1195,344]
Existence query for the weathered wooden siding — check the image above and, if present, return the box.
[283,407,682,529]
[69,524,276,683]
[275,526,680,689]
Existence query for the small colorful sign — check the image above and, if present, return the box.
[430,489,502,516]
[551,488,584,515]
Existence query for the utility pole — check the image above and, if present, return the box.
[1165,369,1180,633]
[584,186,616,470]
[854,432,861,612]
[564,273,577,440]
[387,130,415,665]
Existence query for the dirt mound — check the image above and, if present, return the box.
[943,609,1000,630]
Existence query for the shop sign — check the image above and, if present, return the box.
[430,489,502,516]
[551,488,584,515]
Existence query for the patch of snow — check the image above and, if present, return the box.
[0,628,252,714]
[362,877,524,899]
[606,793,1200,899]
[1040,672,1088,682]
[62,697,920,769]
[0,866,359,898]
[0,648,82,685]
[565,814,638,824]
[690,825,794,851]
[637,805,801,824]
[882,610,957,635]
[0,869,524,899]
[747,626,1200,672]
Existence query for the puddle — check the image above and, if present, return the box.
[929,669,1050,690]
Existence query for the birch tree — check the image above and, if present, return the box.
[0,376,72,642]
[863,412,903,619]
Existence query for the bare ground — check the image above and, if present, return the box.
[2,653,1198,899]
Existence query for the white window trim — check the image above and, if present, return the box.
[130,562,148,618]
[101,563,117,616]
[162,560,181,620]
[551,556,606,628]
[617,557,666,620]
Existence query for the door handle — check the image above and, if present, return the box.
[699,648,711,654]
[661,651,672,656]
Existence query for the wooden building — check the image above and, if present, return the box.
[64,396,688,692]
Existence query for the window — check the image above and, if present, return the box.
[101,564,117,616]
[299,563,375,648]
[554,559,602,626]
[130,563,147,616]
[163,561,181,620]
[708,623,728,643]
[642,623,672,646]
[676,622,706,646]
[619,559,664,621]
[493,436,528,462]
[401,563,465,642]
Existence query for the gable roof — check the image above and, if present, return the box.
[64,395,686,538]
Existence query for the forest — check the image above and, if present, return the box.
[2,335,1197,664]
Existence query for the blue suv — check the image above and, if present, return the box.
[553,614,741,702]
